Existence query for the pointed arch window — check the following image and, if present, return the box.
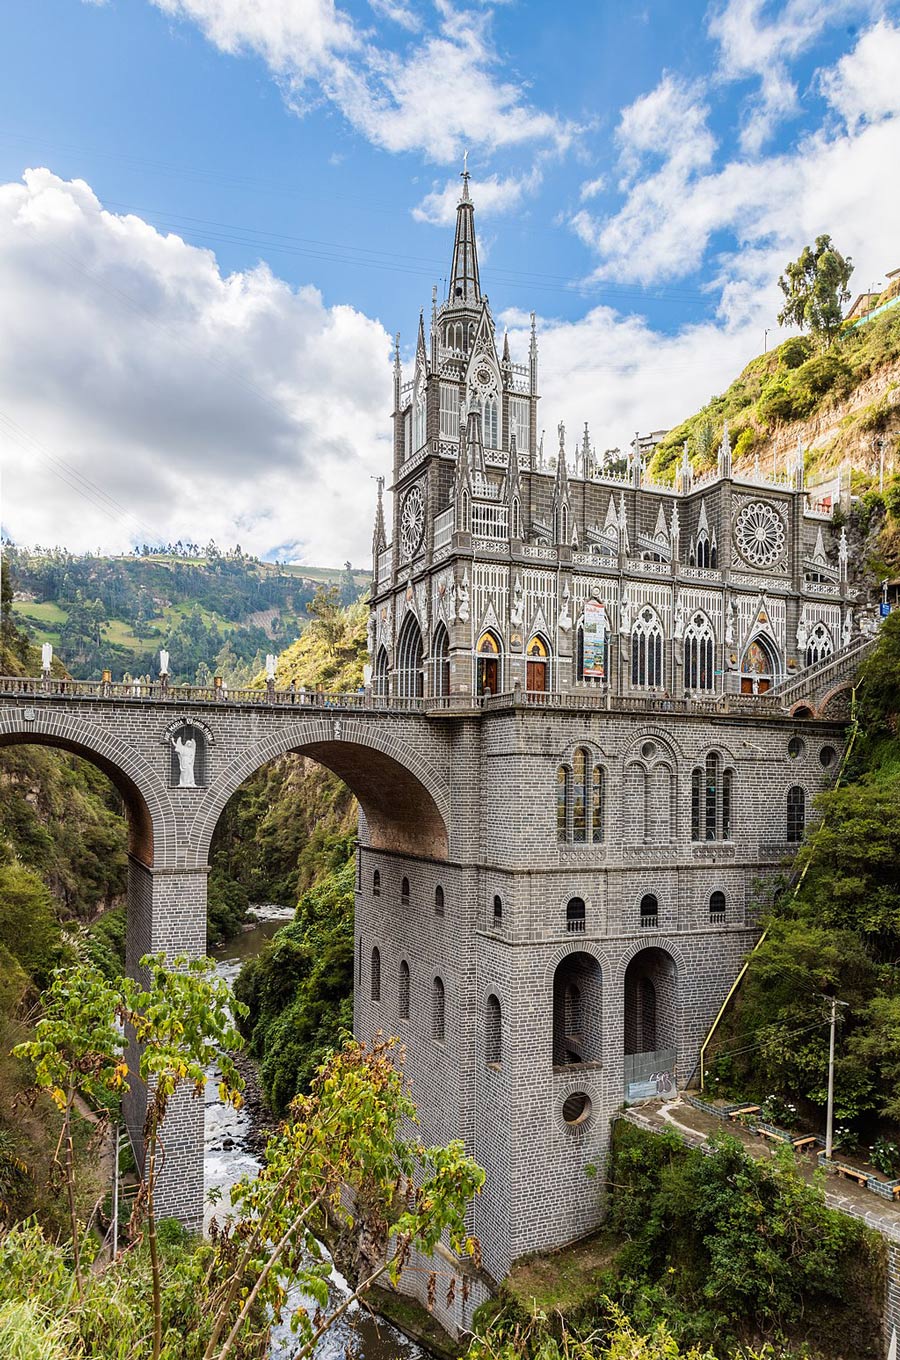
[485,994,502,1065]
[432,976,445,1042]
[432,622,450,697]
[482,393,499,448]
[684,612,715,691]
[374,646,389,698]
[805,623,834,669]
[398,960,410,1020]
[787,785,806,842]
[631,607,664,687]
[371,947,381,1004]
[396,614,424,699]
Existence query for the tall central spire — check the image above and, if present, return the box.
[448,154,481,305]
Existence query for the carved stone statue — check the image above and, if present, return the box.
[458,571,470,623]
[510,575,524,628]
[172,731,197,788]
[619,589,631,635]
[725,597,736,647]
[558,582,572,633]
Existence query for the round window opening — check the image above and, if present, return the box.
[788,736,805,759]
[819,745,836,768]
[562,1092,592,1126]
[641,740,657,760]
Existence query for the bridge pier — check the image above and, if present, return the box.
[123,858,209,1231]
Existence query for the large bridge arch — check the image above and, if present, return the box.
[188,718,450,866]
[0,708,175,866]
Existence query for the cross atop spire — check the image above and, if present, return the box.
[448,155,480,305]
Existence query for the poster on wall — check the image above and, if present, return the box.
[582,601,607,679]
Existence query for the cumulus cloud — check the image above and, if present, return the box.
[570,19,900,304]
[413,165,542,225]
[708,0,880,152]
[0,169,392,565]
[151,0,573,165]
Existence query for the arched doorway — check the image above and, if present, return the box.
[740,635,778,694]
[475,630,501,697]
[552,952,602,1066]
[526,635,550,692]
[623,947,677,1100]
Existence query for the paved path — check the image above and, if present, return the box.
[624,1096,900,1244]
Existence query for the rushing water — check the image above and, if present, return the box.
[205,905,429,1360]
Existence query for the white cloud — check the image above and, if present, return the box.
[820,18,900,131]
[570,19,900,303]
[708,0,879,152]
[578,176,605,202]
[151,0,573,166]
[616,74,714,181]
[0,169,392,565]
[413,166,542,225]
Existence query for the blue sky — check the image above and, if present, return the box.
[1,0,899,563]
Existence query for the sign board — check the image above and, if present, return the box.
[582,601,607,680]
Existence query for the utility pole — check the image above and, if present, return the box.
[824,995,849,1161]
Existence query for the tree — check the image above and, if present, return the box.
[777,235,853,348]
[13,964,127,1298]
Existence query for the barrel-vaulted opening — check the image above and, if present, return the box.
[287,740,448,861]
[0,733,153,865]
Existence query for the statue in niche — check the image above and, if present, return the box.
[172,730,198,788]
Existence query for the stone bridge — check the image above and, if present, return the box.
[0,657,864,1230]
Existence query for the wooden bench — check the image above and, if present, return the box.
[831,1162,868,1186]
[757,1126,788,1144]
[727,1105,761,1119]
[791,1135,818,1151]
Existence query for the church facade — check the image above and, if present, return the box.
[355,174,851,1322]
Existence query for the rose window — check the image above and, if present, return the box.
[400,485,426,560]
[734,501,786,568]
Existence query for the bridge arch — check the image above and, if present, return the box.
[188,718,450,866]
[0,708,174,866]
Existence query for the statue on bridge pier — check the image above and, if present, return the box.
[172,730,198,787]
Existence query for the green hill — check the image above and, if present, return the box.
[3,544,369,684]
[651,286,900,491]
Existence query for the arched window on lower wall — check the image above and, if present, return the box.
[398,960,410,1020]
[432,976,445,1041]
[485,994,501,1065]
[787,785,806,842]
[552,953,602,1066]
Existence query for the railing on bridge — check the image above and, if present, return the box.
[0,674,846,721]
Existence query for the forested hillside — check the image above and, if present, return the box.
[706,609,900,1157]
[3,542,367,683]
[650,288,900,509]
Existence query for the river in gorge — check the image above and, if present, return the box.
[204,905,431,1360]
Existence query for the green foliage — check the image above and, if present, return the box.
[235,858,355,1114]
[0,861,64,988]
[602,1123,883,1356]
[777,236,853,347]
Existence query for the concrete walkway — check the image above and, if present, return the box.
[623,1096,900,1246]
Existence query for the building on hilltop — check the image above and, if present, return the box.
[355,172,854,1332]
